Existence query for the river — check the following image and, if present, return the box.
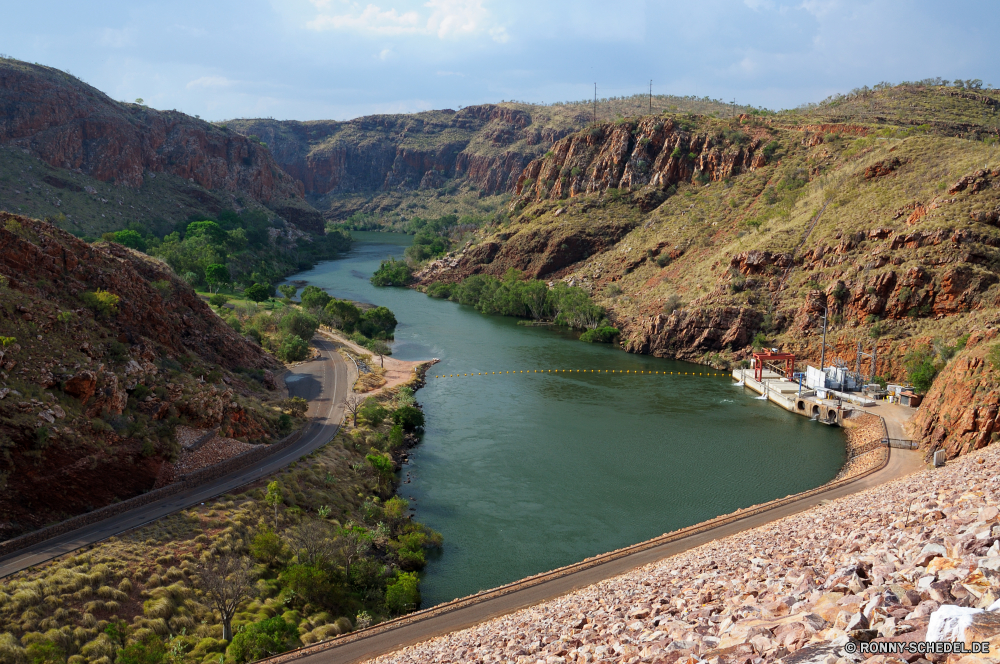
[287,232,846,607]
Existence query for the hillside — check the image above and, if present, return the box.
[413,82,1000,460]
[0,213,295,538]
[0,58,323,236]
[224,95,755,223]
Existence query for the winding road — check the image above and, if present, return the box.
[0,337,351,578]
[271,420,925,664]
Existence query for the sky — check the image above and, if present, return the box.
[3,0,998,122]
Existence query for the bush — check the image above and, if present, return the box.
[426,282,453,299]
[370,258,413,287]
[81,289,120,318]
[360,400,389,427]
[392,405,424,431]
[579,326,619,343]
[245,283,271,303]
[228,616,296,663]
[112,229,147,252]
[277,335,310,362]
[324,299,362,332]
[280,310,320,341]
[904,347,939,394]
[209,293,229,308]
[359,306,397,339]
[385,572,420,614]
[300,285,332,310]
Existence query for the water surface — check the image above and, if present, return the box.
[288,232,845,606]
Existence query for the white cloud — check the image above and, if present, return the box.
[307,0,508,41]
[799,0,839,18]
[378,47,395,60]
[743,0,775,10]
[186,76,237,89]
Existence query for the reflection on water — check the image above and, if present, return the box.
[286,231,846,606]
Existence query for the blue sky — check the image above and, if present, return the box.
[4,0,997,122]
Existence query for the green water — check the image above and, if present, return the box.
[289,232,846,607]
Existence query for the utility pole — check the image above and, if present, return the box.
[819,305,828,373]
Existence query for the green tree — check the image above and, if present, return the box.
[81,289,120,319]
[279,310,319,341]
[366,453,395,491]
[244,283,270,303]
[278,565,334,608]
[250,527,285,567]
[185,220,228,245]
[115,633,166,664]
[388,424,405,450]
[324,299,363,332]
[277,284,296,300]
[370,257,413,287]
[370,339,391,367]
[904,347,939,394]
[112,229,147,252]
[265,481,283,528]
[391,405,424,431]
[209,293,229,308]
[26,639,65,664]
[205,263,230,293]
[299,285,333,310]
[579,326,619,343]
[385,571,420,614]
[277,334,310,362]
[359,400,389,427]
[359,306,398,339]
[228,617,296,663]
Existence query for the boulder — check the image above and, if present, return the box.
[63,371,97,402]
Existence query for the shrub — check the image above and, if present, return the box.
[388,424,405,449]
[385,571,420,614]
[81,289,120,318]
[244,283,271,303]
[359,400,389,427]
[904,347,939,393]
[370,258,413,287]
[278,284,297,300]
[299,285,332,310]
[112,229,147,252]
[280,310,320,341]
[209,293,229,308]
[391,405,424,431]
[324,299,362,332]
[359,306,397,339]
[426,282,453,299]
[579,326,619,343]
[277,335,310,362]
[228,616,296,663]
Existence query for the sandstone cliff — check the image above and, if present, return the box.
[0,58,325,234]
[0,213,288,538]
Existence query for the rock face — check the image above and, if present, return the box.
[622,308,762,361]
[912,330,1000,460]
[368,444,1000,664]
[0,214,271,371]
[0,59,319,226]
[225,104,576,202]
[514,117,769,203]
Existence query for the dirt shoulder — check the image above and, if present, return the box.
[316,329,438,395]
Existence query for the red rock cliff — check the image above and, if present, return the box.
[0,60,305,205]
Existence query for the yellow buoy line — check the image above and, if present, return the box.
[432,369,729,379]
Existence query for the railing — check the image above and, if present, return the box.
[884,438,919,449]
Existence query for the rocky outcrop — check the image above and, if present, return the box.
[225,104,577,205]
[514,117,769,203]
[912,330,1000,459]
[0,59,322,228]
[622,307,763,361]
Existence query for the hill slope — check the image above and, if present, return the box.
[0,213,293,538]
[415,83,1000,460]
[0,57,323,236]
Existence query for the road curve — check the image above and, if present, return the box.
[0,337,350,579]
[275,446,925,664]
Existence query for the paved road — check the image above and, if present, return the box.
[281,446,926,664]
[0,337,350,578]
